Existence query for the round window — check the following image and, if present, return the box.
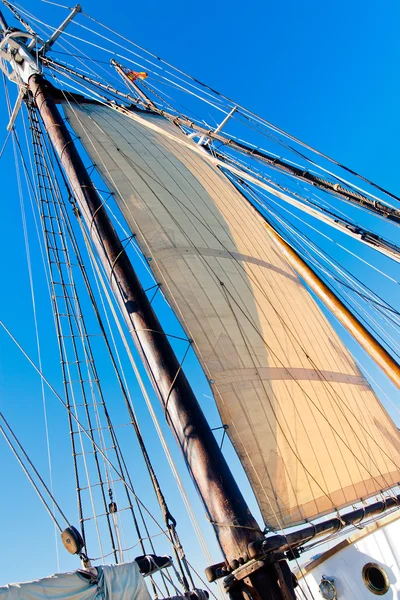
[362,563,390,595]
[318,578,337,599]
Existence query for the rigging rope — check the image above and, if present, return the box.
[43,50,400,228]
[0,412,69,532]
[236,178,400,350]
[12,111,206,597]
[31,92,206,592]
[10,0,398,230]
[0,320,179,538]
[10,113,61,571]
[51,2,400,205]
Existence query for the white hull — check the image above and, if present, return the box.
[295,511,400,598]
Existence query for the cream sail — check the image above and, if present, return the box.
[64,102,400,529]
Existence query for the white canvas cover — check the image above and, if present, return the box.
[63,102,400,529]
[0,562,151,600]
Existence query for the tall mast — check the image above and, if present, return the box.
[27,72,296,599]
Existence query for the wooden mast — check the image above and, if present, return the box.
[28,73,296,600]
[264,221,400,390]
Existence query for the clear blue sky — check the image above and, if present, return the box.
[1,0,400,590]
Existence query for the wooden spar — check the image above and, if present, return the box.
[28,74,295,599]
[248,494,400,558]
[0,9,8,32]
[110,59,157,110]
[41,58,400,226]
[264,221,400,390]
[40,4,82,52]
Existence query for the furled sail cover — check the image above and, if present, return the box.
[64,102,400,529]
[0,562,151,600]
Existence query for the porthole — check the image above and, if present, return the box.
[362,563,390,595]
[318,578,337,599]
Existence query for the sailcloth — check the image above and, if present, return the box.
[64,101,400,529]
[0,562,151,600]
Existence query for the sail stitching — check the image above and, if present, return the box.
[105,129,397,488]
[79,103,396,496]
[62,100,400,525]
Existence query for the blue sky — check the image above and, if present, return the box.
[1,0,400,590]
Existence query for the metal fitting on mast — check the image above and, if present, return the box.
[0,27,41,130]
[0,3,81,129]
[0,30,41,84]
